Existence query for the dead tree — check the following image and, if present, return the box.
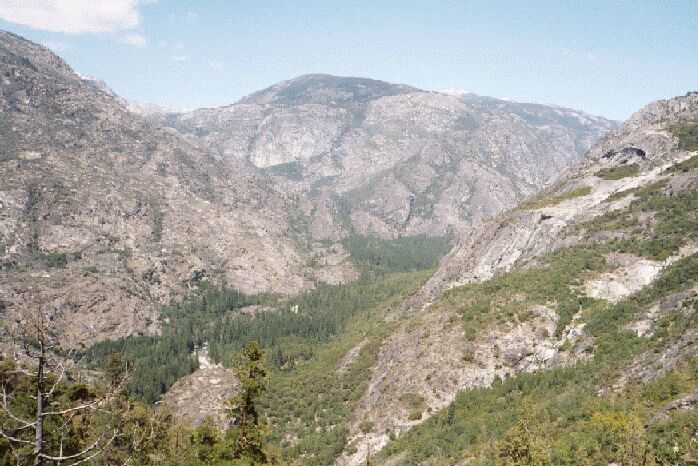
[0,306,126,465]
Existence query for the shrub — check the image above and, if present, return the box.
[594,164,640,180]
[673,121,698,151]
[44,252,67,268]
[520,186,592,209]
[360,420,375,433]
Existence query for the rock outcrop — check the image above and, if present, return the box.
[0,31,352,346]
[143,74,616,240]
[337,92,698,465]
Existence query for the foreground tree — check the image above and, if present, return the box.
[0,307,126,465]
[228,341,269,463]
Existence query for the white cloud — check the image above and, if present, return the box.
[209,60,223,69]
[122,33,146,47]
[172,54,190,63]
[185,11,199,23]
[586,52,596,62]
[0,0,152,34]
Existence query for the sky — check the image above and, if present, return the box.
[0,1,696,120]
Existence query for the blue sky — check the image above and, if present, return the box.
[0,0,696,119]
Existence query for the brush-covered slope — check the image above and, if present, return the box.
[0,31,353,347]
[146,74,615,240]
[335,92,698,465]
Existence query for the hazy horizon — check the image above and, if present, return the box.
[0,0,696,120]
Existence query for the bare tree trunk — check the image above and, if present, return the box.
[34,340,44,466]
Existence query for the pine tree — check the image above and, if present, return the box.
[228,341,268,463]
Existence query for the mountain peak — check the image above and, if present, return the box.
[238,73,417,106]
[0,29,75,80]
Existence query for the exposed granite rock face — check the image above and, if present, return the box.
[0,31,354,346]
[164,347,238,428]
[414,92,698,308]
[337,93,698,465]
[144,74,616,239]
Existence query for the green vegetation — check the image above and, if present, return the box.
[24,182,40,253]
[436,246,605,338]
[85,234,445,462]
[263,316,391,464]
[229,341,270,462]
[673,121,698,151]
[577,178,697,261]
[377,143,698,466]
[150,199,164,242]
[519,186,592,210]
[42,251,67,268]
[264,161,304,181]
[208,270,426,369]
[594,163,639,180]
[400,393,427,422]
[0,345,281,465]
[29,148,697,464]
[342,235,452,277]
[378,252,698,464]
[88,284,265,403]
[665,154,698,173]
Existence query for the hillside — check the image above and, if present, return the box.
[144,74,616,240]
[1,28,694,466]
[336,92,698,464]
[0,31,354,347]
[111,93,696,465]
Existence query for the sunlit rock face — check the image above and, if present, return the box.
[146,74,616,240]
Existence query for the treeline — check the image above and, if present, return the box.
[342,234,452,276]
[88,235,451,403]
[87,285,272,403]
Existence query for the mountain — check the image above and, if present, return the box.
[336,92,698,464]
[143,74,616,239]
[0,31,355,347]
[1,29,695,466]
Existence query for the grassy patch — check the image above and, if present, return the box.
[520,186,592,210]
[665,154,698,173]
[594,163,640,180]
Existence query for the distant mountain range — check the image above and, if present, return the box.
[0,30,616,348]
[139,74,616,239]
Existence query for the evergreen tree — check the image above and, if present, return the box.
[499,419,551,466]
[228,341,269,463]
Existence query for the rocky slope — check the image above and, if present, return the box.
[0,31,352,346]
[164,346,238,428]
[144,74,616,239]
[336,92,698,464]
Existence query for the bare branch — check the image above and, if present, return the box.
[1,385,35,428]
[0,428,34,445]
[42,399,103,417]
[39,429,118,464]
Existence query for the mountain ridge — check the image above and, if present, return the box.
[141,73,616,240]
[336,91,698,464]
[0,30,356,347]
